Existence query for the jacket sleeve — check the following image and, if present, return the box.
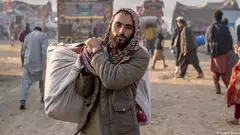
[226,28,233,49]
[182,27,187,52]
[171,29,177,46]
[91,47,150,90]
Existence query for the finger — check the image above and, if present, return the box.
[84,39,90,45]
[57,42,65,46]
[97,37,103,41]
[92,37,97,40]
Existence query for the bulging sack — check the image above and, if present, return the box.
[44,43,86,123]
[135,70,151,125]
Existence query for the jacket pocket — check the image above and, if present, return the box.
[75,75,94,97]
[113,103,136,133]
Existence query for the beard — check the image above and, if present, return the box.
[109,33,132,51]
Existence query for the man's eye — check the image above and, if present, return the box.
[126,26,133,30]
[115,23,121,27]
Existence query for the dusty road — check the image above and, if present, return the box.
[0,41,239,135]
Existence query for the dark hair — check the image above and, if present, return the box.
[114,10,135,32]
[118,10,131,15]
[158,32,164,39]
[26,23,30,28]
[178,19,186,25]
[222,18,228,25]
[214,10,223,21]
[34,27,42,32]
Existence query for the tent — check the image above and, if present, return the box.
[171,0,239,33]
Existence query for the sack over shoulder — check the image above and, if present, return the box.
[44,43,91,123]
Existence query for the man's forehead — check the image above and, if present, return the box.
[113,12,134,26]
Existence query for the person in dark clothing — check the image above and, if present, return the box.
[151,32,168,69]
[237,24,240,44]
[205,10,233,94]
[144,24,157,57]
[222,18,238,72]
[175,19,204,79]
[171,16,184,74]
[18,23,31,67]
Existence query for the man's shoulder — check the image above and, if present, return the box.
[133,46,150,59]
[24,32,32,40]
[183,26,191,32]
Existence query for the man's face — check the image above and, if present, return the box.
[109,12,134,50]
[177,21,182,28]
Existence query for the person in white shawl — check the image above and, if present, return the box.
[20,27,48,110]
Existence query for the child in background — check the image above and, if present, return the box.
[226,46,240,125]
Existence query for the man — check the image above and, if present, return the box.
[237,24,240,44]
[71,8,150,135]
[151,32,168,69]
[18,23,32,67]
[205,10,233,94]
[174,19,204,79]
[222,18,237,70]
[171,16,184,75]
[20,27,48,109]
[8,21,15,46]
[143,24,157,57]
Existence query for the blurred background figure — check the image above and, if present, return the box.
[237,23,240,45]
[8,21,15,46]
[226,46,240,125]
[222,18,238,68]
[151,31,168,69]
[175,19,203,79]
[143,23,158,57]
[205,10,233,94]
[20,27,48,110]
[18,23,32,67]
[171,16,184,75]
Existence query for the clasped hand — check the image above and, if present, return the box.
[85,37,103,53]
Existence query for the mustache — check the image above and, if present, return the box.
[115,34,127,39]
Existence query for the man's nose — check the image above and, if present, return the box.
[118,26,125,34]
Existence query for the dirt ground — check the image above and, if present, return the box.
[0,41,240,135]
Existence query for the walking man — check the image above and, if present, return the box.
[18,23,31,67]
[151,31,168,69]
[143,24,157,57]
[237,24,240,44]
[71,8,150,135]
[205,10,233,94]
[174,19,204,79]
[20,27,48,109]
[171,16,184,75]
[222,18,237,71]
[8,21,15,46]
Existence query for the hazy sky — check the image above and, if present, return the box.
[13,0,240,23]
